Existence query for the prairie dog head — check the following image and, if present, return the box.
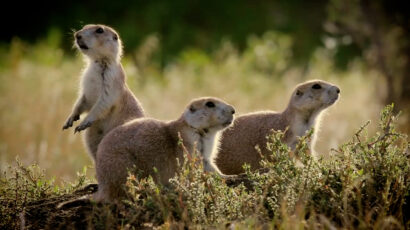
[183,97,235,134]
[74,24,122,62]
[289,80,340,112]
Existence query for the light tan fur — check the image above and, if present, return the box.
[62,24,144,161]
[94,97,235,202]
[215,80,340,175]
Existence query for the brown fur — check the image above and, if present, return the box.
[94,97,235,202]
[215,80,340,175]
[62,24,144,161]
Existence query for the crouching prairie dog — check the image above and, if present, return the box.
[62,24,144,161]
[94,97,235,202]
[215,80,340,175]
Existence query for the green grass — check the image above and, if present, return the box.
[1,105,408,229]
[0,31,408,228]
[0,32,386,182]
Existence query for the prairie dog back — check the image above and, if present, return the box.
[95,97,235,202]
[215,80,340,175]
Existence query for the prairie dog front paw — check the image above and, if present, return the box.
[63,114,80,130]
[74,120,93,133]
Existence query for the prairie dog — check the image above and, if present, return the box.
[215,80,340,175]
[62,24,144,161]
[94,97,235,202]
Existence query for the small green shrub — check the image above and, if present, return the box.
[118,104,409,228]
[1,105,408,229]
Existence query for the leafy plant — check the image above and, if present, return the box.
[1,105,408,229]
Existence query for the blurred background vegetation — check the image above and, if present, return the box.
[0,0,408,181]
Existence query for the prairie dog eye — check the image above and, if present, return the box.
[312,84,321,89]
[205,101,215,108]
[95,28,104,34]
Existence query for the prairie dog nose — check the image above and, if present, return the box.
[331,86,340,94]
[226,105,235,115]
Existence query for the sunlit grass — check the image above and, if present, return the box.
[0,32,384,182]
[2,105,407,229]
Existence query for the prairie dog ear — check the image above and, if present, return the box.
[189,105,196,113]
[296,90,303,96]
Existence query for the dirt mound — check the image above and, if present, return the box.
[16,173,256,229]
[19,184,97,229]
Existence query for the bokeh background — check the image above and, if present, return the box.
[0,0,408,182]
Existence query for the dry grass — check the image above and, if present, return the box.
[0,33,386,182]
[2,105,407,229]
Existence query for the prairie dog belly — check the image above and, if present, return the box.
[82,69,103,108]
[64,24,146,162]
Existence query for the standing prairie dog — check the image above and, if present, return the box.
[94,97,235,202]
[62,24,144,161]
[215,80,340,175]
